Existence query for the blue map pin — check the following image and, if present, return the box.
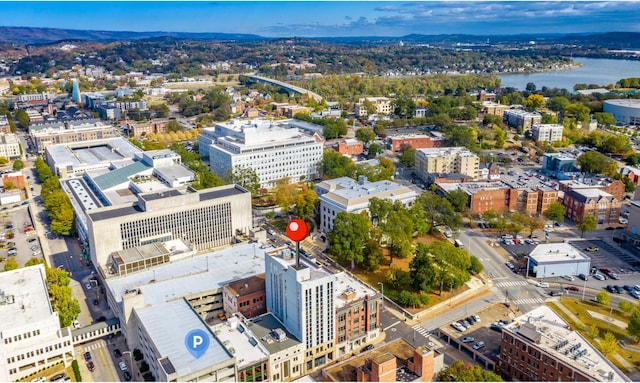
[185,329,210,359]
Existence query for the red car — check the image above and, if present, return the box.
[565,286,580,292]
[87,360,95,372]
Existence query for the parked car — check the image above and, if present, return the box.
[634,285,640,292]
[472,341,486,350]
[585,246,599,252]
[119,361,128,371]
[123,372,132,381]
[84,352,91,361]
[578,273,589,281]
[362,344,374,351]
[490,322,504,332]
[632,291,640,299]
[114,349,122,358]
[549,291,563,297]
[614,285,624,294]
[461,336,475,343]
[451,322,466,332]
[472,314,481,322]
[594,273,606,281]
[27,237,37,242]
[609,273,620,280]
[73,320,80,329]
[87,361,95,372]
[460,320,472,329]
[505,262,515,270]
[561,275,574,281]
[623,285,634,292]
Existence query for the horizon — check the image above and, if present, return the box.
[3,1,640,38]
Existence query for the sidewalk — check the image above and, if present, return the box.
[550,299,586,328]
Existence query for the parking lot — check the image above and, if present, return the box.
[1,203,42,267]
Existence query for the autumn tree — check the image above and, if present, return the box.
[596,291,610,306]
[437,360,503,382]
[627,306,640,342]
[524,94,544,111]
[3,257,18,271]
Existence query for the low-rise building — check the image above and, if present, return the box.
[526,243,591,278]
[125,119,168,137]
[387,134,447,152]
[355,97,393,117]
[496,306,628,382]
[2,172,26,190]
[562,188,621,225]
[335,138,364,156]
[0,265,75,382]
[0,115,11,134]
[0,134,21,159]
[559,177,625,201]
[620,166,640,186]
[317,176,417,233]
[222,274,267,320]
[504,109,542,130]
[482,101,510,117]
[415,147,479,181]
[541,153,579,179]
[531,124,563,143]
[31,118,119,154]
[623,200,640,247]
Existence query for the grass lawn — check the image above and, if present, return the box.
[548,298,640,372]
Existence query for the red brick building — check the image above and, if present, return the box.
[126,119,169,137]
[620,166,640,186]
[387,134,447,152]
[222,274,267,319]
[559,177,625,201]
[335,139,364,156]
[562,188,621,225]
[3,172,26,190]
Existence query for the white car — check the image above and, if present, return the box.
[561,275,574,281]
[85,283,92,290]
[119,361,128,371]
[502,234,513,239]
[536,282,550,288]
[73,320,80,329]
[451,322,466,332]
[444,231,453,238]
[593,273,606,281]
[544,227,554,233]
[472,341,486,350]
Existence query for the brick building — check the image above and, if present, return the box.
[335,138,364,156]
[126,119,169,137]
[503,110,542,130]
[620,166,640,186]
[558,177,625,202]
[387,134,447,152]
[2,172,26,190]
[562,188,621,225]
[482,101,510,118]
[222,274,267,319]
[496,306,627,382]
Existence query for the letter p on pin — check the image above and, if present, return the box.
[185,329,210,359]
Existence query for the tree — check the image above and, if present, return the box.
[577,214,597,238]
[596,291,610,306]
[565,103,591,123]
[547,96,570,113]
[410,243,433,293]
[625,153,640,166]
[437,360,503,382]
[355,128,376,146]
[524,94,544,111]
[600,332,619,356]
[589,323,600,339]
[398,147,416,168]
[3,257,18,271]
[494,127,506,148]
[524,215,544,237]
[292,184,318,221]
[321,150,355,179]
[327,212,369,270]
[543,202,565,224]
[618,301,636,313]
[577,151,618,177]
[273,177,296,214]
[12,159,24,171]
[602,134,632,155]
[361,239,384,272]
[627,306,640,342]
[446,189,468,213]
[0,156,7,165]
[224,165,260,197]
[418,193,461,233]
[368,143,383,158]
[594,112,616,127]
[525,82,537,92]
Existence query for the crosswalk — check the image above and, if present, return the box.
[412,325,432,338]
[82,339,109,352]
[511,298,546,305]
[495,280,529,288]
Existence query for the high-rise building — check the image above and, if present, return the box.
[71,80,81,103]
[265,252,335,373]
[0,265,75,382]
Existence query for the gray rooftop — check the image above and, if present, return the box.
[0,264,52,329]
[248,313,302,354]
[135,299,233,378]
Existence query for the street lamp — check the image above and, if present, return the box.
[378,282,384,311]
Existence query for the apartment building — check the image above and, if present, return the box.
[387,134,447,152]
[559,177,625,201]
[355,97,393,117]
[199,118,324,188]
[531,124,564,143]
[317,176,417,233]
[496,306,627,382]
[31,119,118,154]
[222,274,267,320]
[0,265,75,382]
[562,188,621,225]
[0,134,21,159]
[503,110,542,130]
[125,119,168,137]
[482,101,510,117]
[415,147,479,181]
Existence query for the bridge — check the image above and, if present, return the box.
[248,75,323,103]
[72,318,121,345]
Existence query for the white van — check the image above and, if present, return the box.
[454,239,464,248]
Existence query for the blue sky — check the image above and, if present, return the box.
[4,1,640,37]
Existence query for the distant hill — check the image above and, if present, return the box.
[0,26,265,44]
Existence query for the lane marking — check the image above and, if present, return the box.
[384,321,400,331]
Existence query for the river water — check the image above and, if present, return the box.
[498,57,640,91]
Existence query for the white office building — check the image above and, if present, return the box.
[0,265,75,382]
[199,118,324,188]
[317,176,417,233]
[531,124,564,143]
[527,243,591,279]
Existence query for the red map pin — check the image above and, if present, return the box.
[286,219,308,242]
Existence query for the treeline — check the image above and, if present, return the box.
[34,157,75,235]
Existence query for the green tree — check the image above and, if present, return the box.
[321,150,355,179]
[524,94,544,111]
[25,257,45,266]
[541,113,559,124]
[594,112,616,127]
[494,127,506,148]
[0,156,8,165]
[577,214,597,238]
[419,193,461,233]
[577,151,618,177]
[361,239,384,272]
[273,177,296,214]
[547,96,570,113]
[600,332,619,356]
[12,159,24,171]
[596,291,610,306]
[602,134,632,155]
[565,103,591,123]
[292,184,318,221]
[409,243,433,292]
[398,147,416,167]
[224,165,260,197]
[437,360,503,382]
[327,212,369,270]
[355,127,376,146]
[543,201,565,224]
[14,109,30,128]
[625,153,640,166]
[589,323,600,339]
[446,189,468,213]
[618,301,636,313]
[627,306,640,342]
[367,143,383,158]
[3,257,18,271]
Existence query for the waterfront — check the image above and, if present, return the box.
[499,57,640,91]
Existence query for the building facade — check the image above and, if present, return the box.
[355,97,392,117]
[222,274,267,320]
[559,177,625,202]
[562,188,621,225]
[0,265,75,382]
[527,243,591,278]
[31,119,118,154]
[199,119,324,189]
[415,147,479,182]
[87,184,252,267]
[387,134,447,152]
[531,124,563,143]
[503,110,542,130]
[603,99,640,125]
[0,134,21,159]
[335,139,364,156]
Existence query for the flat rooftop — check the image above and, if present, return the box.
[0,264,52,329]
[438,180,509,195]
[416,146,477,157]
[334,272,379,309]
[500,173,555,192]
[106,243,267,306]
[529,243,590,264]
[504,306,628,382]
[135,299,233,378]
[318,177,416,209]
[210,317,269,369]
[247,313,303,355]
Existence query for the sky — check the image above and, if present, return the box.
[3,1,640,38]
